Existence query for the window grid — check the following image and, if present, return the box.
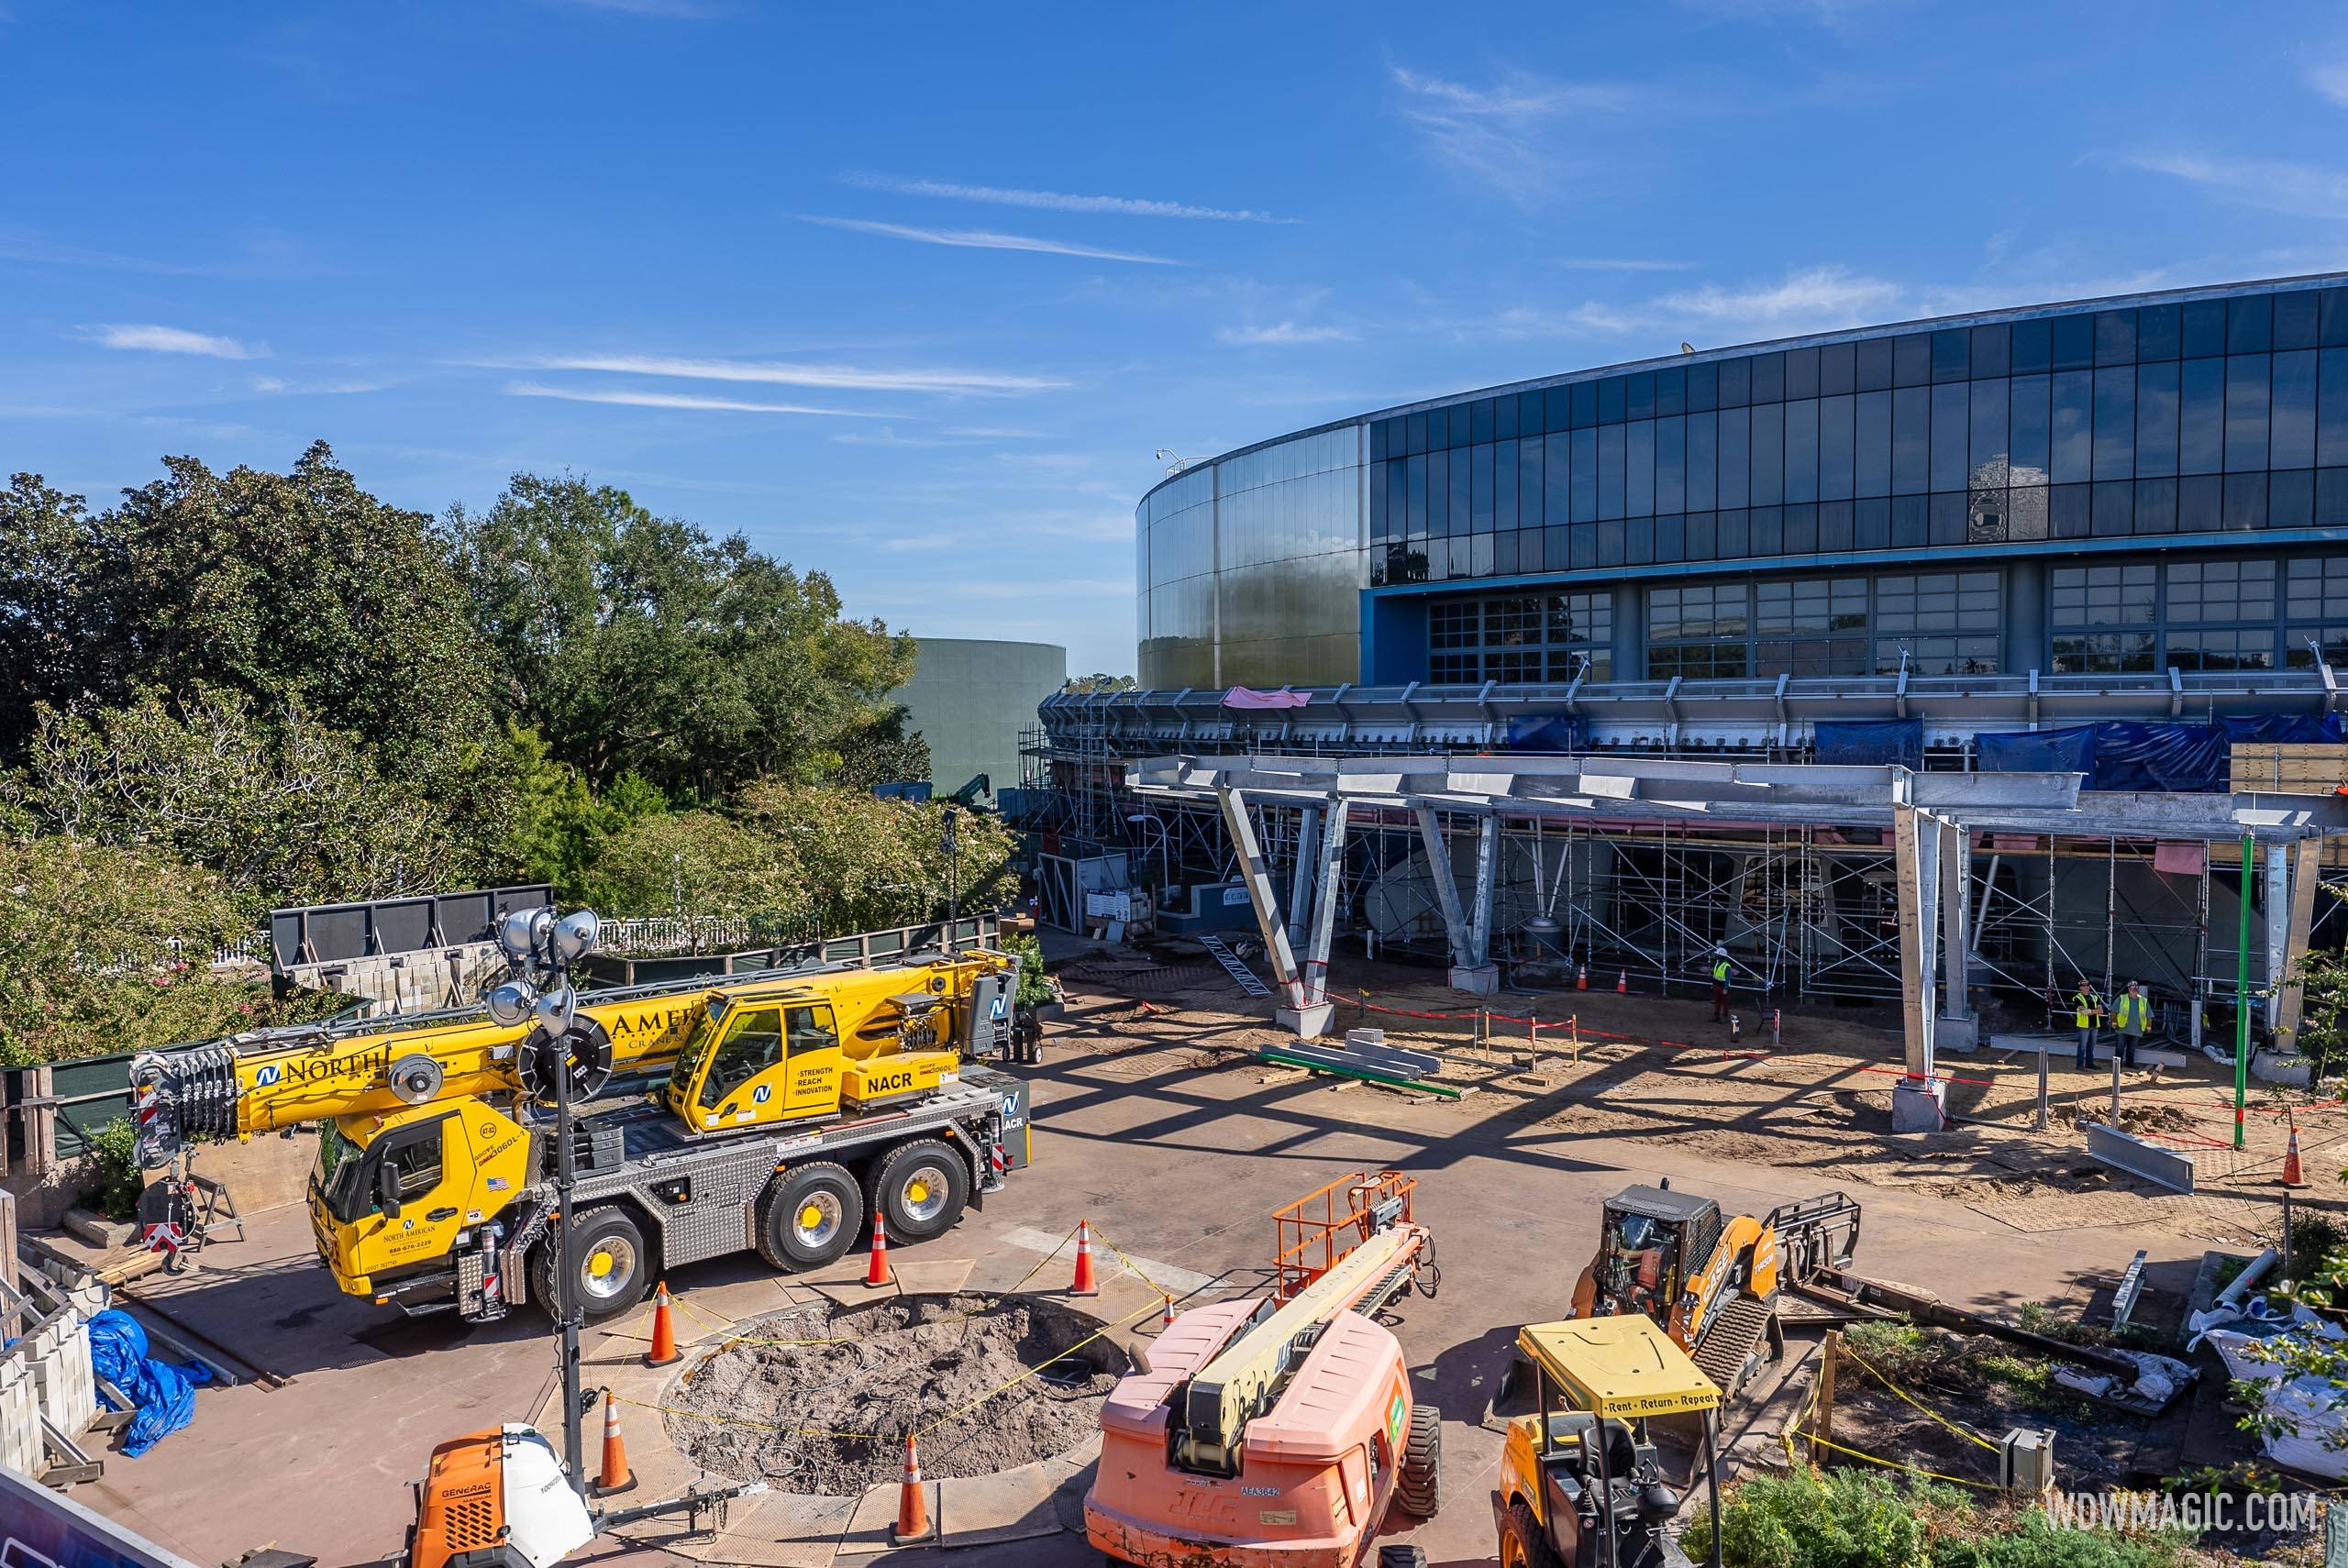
[1423,590,1613,684]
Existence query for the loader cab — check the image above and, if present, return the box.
[1582,1186,1722,1331]
[1495,1317,1722,1568]
[665,988,847,1133]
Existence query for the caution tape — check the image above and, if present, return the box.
[1836,1347,1997,1452]
[1787,1426,2004,1492]
[1089,1223,1179,1304]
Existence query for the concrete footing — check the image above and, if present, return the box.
[1275,1001,1335,1040]
[1934,1017,1978,1053]
[1890,1077,1948,1132]
[1447,964,1500,997]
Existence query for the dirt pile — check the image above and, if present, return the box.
[663,1292,1128,1495]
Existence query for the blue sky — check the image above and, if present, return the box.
[6,3,2346,677]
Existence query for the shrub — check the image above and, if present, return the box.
[1002,930,1053,1010]
[87,1118,146,1221]
[1683,1468,1954,1568]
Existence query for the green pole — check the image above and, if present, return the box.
[2236,833,2254,1151]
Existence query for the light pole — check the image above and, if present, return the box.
[484,904,603,1496]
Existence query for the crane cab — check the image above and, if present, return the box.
[309,1096,532,1298]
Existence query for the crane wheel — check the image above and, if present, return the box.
[1499,1499,1562,1568]
[757,1162,864,1271]
[868,1140,969,1244]
[533,1206,651,1321]
[1379,1548,1429,1568]
[1395,1402,1441,1518]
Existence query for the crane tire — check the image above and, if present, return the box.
[756,1162,864,1272]
[533,1206,651,1321]
[868,1139,969,1243]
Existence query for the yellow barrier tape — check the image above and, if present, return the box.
[914,1297,1160,1437]
[1089,1223,1179,1305]
[1789,1426,2003,1492]
[1837,1346,1999,1452]
[607,1390,894,1442]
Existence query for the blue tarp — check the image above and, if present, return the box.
[2216,713,2347,745]
[1507,713,1591,753]
[87,1308,211,1457]
[1972,714,2336,793]
[1977,725,2097,778]
[1813,718,1923,767]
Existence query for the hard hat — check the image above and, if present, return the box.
[1713,945,1727,956]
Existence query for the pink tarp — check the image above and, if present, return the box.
[2154,840,2208,877]
[1222,686,1310,710]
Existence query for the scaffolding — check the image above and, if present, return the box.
[1020,738,2348,1059]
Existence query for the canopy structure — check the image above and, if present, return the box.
[1124,754,2348,1126]
[1516,1316,1721,1420]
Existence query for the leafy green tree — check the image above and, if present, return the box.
[10,685,471,904]
[95,443,492,772]
[1064,673,1137,694]
[454,474,916,798]
[0,834,294,1065]
[734,780,1017,934]
[494,723,667,896]
[578,808,811,924]
[0,475,108,759]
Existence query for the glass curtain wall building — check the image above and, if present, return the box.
[1133,274,2348,691]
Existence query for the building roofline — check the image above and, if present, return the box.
[1136,270,2348,512]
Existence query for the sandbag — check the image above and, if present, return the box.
[86,1308,212,1457]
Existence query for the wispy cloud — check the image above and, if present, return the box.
[1485,265,1909,344]
[497,351,1066,394]
[252,374,384,395]
[1674,0,1886,28]
[843,173,1294,225]
[801,215,1182,265]
[85,324,263,359]
[0,229,202,274]
[1217,322,1357,346]
[1390,66,1649,206]
[2123,149,2348,220]
[2309,60,2348,107]
[504,381,890,416]
[1559,258,1692,272]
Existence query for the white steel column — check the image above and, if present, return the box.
[2264,840,2294,1033]
[1285,805,1320,957]
[1468,813,1501,968]
[1215,786,1307,1011]
[1891,801,1947,1131]
[1937,821,1977,1051]
[1299,802,1351,1024]
[1412,803,1493,993]
[2276,835,2324,1055]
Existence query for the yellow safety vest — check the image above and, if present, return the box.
[2073,991,2099,1027]
[2114,992,2148,1031]
[1712,959,1730,983]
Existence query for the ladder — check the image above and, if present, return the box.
[1199,933,1273,999]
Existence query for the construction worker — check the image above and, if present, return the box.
[2071,981,2104,1070]
[1711,945,1733,1022]
[2112,980,2150,1071]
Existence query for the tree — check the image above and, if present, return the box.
[734,781,1018,935]
[9,685,473,905]
[0,475,108,759]
[1064,673,1137,694]
[95,443,493,773]
[0,835,298,1065]
[494,723,668,897]
[454,474,917,798]
[578,809,811,925]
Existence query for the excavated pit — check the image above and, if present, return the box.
[663,1292,1129,1496]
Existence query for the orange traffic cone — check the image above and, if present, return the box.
[594,1388,637,1495]
[1069,1219,1100,1297]
[865,1214,892,1288]
[2284,1126,2309,1188]
[1161,1293,1177,1328]
[644,1281,681,1368]
[1576,963,1589,991]
[891,1429,935,1543]
[1615,968,1628,994]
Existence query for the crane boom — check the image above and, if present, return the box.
[1170,1219,1430,1474]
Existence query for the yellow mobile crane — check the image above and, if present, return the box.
[130,917,1034,1324]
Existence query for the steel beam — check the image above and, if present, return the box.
[1285,805,1319,957]
[1412,805,1475,972]
[1468,812,1500,967]
[1892,802,1943,1083]
[1302,802,1350,1008]
[1214,786,1307,1010]
[2276,835,2324,1056]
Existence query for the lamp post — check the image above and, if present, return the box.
[485,904,603,1496]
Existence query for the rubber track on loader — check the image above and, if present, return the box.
[1694,1293,1776,1396]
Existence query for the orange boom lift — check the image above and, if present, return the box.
[1086,1172,1442,1568]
